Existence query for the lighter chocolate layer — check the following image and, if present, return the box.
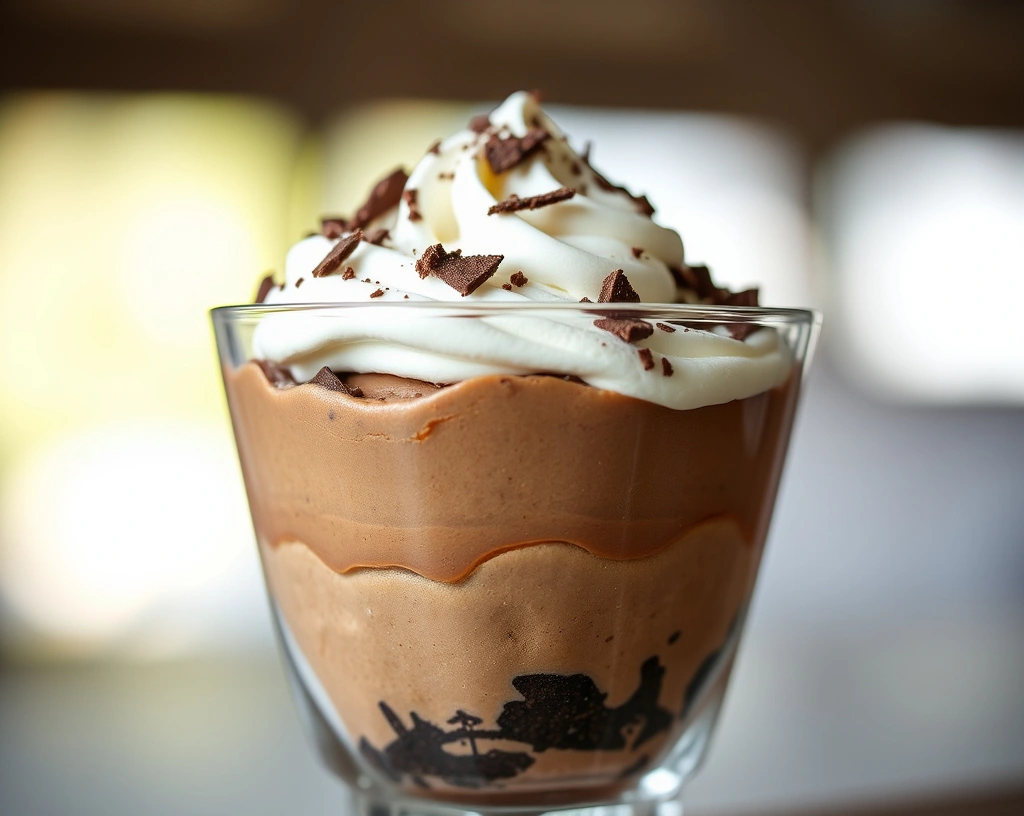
[263,516,750,798]
[224,363,799,582]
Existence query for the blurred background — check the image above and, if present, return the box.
[1,1,1022,814]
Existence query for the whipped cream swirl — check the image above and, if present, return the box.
[255,92,793,409]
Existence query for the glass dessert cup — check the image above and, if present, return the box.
[212,302,819,816]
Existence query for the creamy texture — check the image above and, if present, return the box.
[225,363,799,582]
[255,92,791,409]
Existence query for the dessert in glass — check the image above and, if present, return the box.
[212,92,819,816]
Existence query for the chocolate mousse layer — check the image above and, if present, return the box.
[224,362,799,582]
[264,517,747,801]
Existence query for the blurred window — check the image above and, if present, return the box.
[819,124,1024,404]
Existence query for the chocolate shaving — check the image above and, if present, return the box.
[437,171,455,180]
[638,348,655,370]
[403,188,422,221]
[488,187,576,215]
[726,288,759,307]
[349,168,408,229]
[598,269,641,303]
[585,150,655,217]
[656,322,676,333]
[256,359,295,389]
[484,128,550,174]
[427,139,441,155]
[311,366,357,395]
[415,243,504,296]
[667,266,688,289]
[633,195,655,218]
[673,262,761,308]
[501,283,513,291]
[729,324,760,341]
[364,228,389,246]
[661,357,674,376]
[369,288,384,298]
[469,113,491,133]
[580,297,592,303]
[342,267,355,279]
[321,218,347,239]
[632,247,643,259]
[594,317,654,343]
[295,277,304,288]
[312,229,362,278]
[509,271,528,287]
[678,264,720,299]
[254,274,275,304]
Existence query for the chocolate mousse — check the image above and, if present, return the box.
[216,90,814,805]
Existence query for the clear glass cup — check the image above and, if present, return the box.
[212,302,819,816]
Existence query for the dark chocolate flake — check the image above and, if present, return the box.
[656,322,676,333]
[342,267,355,279]
[321,217,347,239]
[638,348,655,370]
[729,324,760,341]
[256,359,295,388]
[469,113,491,133]
[349,168,408,229]
[501,283,513,291]
[580,297,592,303]
[661,357,674,377]
[254,274,275,304]
[599,269,641,303]
[312,229,362,278]
[403,188,422,221]
[369,288,384,298]
[726,288,760,307]
[509,271,528,287]
[488,187,576,215]
[594,317,654,343]
[483,128,550,174]
[295,277,304,288]
[633,194,655,218]
[680,264,718,299]
[311,366,355,395]
[427,139,441,155]
[585,151,656,217]
[415,243,503,296]
[632,246,643,259]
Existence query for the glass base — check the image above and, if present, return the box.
[347,789,687,816]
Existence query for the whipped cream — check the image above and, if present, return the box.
[255,92,793,409]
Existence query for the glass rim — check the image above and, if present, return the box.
[211,301,821,327]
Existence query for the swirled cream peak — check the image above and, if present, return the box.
[254,91,792,409]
